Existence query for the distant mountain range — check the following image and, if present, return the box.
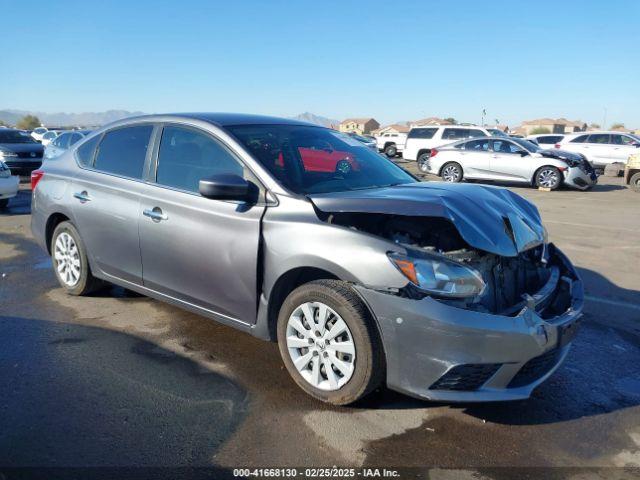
[0,109,145,127]
[290,112,340,128]
[0,109,342,128]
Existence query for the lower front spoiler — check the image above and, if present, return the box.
[564,167,597,190]
[355,245,583,402]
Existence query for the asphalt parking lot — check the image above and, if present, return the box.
[1,173,639,477]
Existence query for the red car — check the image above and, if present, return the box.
[277,141,358,173]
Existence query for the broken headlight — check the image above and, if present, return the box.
[388,252,485,298]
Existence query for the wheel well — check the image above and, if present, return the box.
[45,213,70,254]
[438,161,462,176]
[384,142,396,149]
[532,165,562,186]
[417,149,431,160]
[266,267,339,340]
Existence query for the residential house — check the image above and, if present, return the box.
[338,118,380,135]
[520,118,586,135]
[410,117,453,127]
[371,123,410,136]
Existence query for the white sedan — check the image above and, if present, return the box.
[0,160,19,209]
[422,137,597,190]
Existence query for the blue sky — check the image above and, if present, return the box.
[3,0,639,127]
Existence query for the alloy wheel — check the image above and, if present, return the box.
[537,169,559,189]
[285,301,356,391]
[442,164,461,182]
[54,232,81,287]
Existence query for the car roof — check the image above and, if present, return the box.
[113,112,319,128]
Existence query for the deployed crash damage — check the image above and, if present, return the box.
[309,182,576,315]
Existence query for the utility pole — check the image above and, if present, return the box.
[602,107,607,130]
[481,108,486,127]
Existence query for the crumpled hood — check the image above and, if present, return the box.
[309,182,545,257]
[539,148,584,163]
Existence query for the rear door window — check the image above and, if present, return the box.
[570,135,588,143]
[76,135,101,167]
[538,135,562,144]
[94,125,153,179]
[156,126,244,193]
[408,128,437,139]
[586,134,611,144]
[464,139,490,151]
[468,129,485,138]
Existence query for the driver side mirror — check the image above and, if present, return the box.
[199,174,256,202]
[519,150,529,157]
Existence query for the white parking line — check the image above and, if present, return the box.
[585,295,640,312]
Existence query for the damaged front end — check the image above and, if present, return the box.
[318,210,567,317]
[308,183,583,401]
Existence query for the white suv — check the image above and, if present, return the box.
[556,131,640,168]
[375,132,407,157]
[403,125,508,171]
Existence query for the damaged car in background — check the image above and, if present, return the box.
[31,114,583,405]
[421,136,597,190]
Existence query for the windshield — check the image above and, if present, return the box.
[0,130,37,144]
[228,125,417,194]
[487,128,508,137]
[510,137,541,152]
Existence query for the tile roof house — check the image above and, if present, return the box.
[410,117,453,127]
[338,118,380,135]
[371,123,410,136]
[520,118,586,135]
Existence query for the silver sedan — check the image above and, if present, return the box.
[423,137,597,190]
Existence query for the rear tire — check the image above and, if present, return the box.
[51,221,103,296]
[384,144,397,157]
[630,172,640,192]
[535,166,562,190]
[277,280,384,405]
[440,162,463,182]
[0,198,8,209]
[417,152,431,173]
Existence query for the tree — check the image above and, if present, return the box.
[611,122,625,130]
[16,115,42,130]
[530,126,551,135]
[444,117,456,124]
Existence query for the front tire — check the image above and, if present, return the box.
[535,166,562,190]
[441,162,463,182]
[277,280,384,405]
[51,221,103,295]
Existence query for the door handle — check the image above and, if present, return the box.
[73,191,91,203]
[143,208,168,221]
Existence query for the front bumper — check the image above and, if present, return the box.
[356,244,583,402]
[564,166,597,190]
[0,175,20,200]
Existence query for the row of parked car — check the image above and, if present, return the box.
[0,127,92,208]
[374,125,640,190]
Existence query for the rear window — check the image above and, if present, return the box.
[442,128,481,140]
[408,128,437,139]
[94,125,153,179]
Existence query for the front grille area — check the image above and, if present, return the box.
[508,348,561,388]
[430,363,502,391]
[17,151,43,159]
